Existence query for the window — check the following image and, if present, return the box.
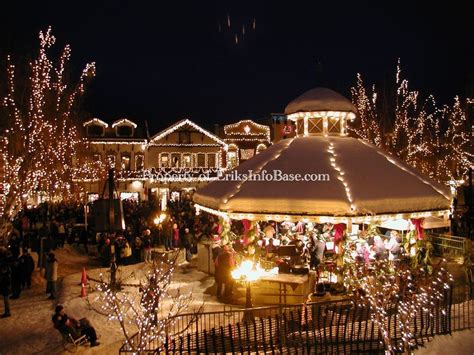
[87,125,105,137]
[197,153,206,168]
[93,154,101,162]
[116,125,133,137]
[107,155,116,169]
[135,154,144,170]
[207,153,216,168]
[121,155,130,170]
[226,151,237,168]
[171,153,180,168]
[178,131,191,144]
[160,154,169,168]
[182,154,193,168]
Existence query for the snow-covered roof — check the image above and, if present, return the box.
[149,119,227,146]
[194,136,451,222]
[284,88,356,115]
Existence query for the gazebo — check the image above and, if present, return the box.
[194,87,452,304]
[194,88,452,225]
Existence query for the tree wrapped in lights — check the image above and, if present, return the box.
[344,257,452,353]
[350,60,472,183]
[88,252,200,353]
[0,27,96,240]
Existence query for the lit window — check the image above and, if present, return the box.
[183,154,193,168]
[121,155,130,170]
[171,154,180,168]
[107,155,116,169]
[207,153,216,168]
[160,154,169,168]
[135,154,144,170]
[197,153,206,168]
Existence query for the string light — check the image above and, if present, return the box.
[150,119,227,148]
[111,118,137,128]
[350,60,472,183]
[0,27,96,226]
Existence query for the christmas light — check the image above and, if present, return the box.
[111,118,138,128]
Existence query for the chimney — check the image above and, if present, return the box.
[214,124,220,137]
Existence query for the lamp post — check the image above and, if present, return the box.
[232,260,263,322]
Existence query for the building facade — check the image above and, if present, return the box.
[80,117,229,208]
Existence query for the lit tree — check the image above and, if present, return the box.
[344,258,452,353]
[0,27,96,241]
[350,60,472,183]
[88,253,201,353]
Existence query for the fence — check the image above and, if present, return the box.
[427,233,468,257]
[119,285,474,354]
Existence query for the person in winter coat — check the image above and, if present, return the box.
[163,222,173,251]
[141,230,151,263]
[0,248,12,317]
[20,248,35,289]
[52,305,100,347]
[9,255,22,299]
[45,252,58,299]
[172,223,180,249]
[214,245,236,300]
[183,228,194,262]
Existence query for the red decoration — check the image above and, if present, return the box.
[410,218,425,240]
[333,223,346,244]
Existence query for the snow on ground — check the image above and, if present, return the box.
[0,245,472,355]
[0,245,226,355]
[414,329,474,355]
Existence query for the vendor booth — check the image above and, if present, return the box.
[194,88,452,304]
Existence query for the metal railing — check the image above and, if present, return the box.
[119,284,474,354]
[427,233,467,257]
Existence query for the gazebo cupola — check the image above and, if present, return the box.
[284,87,356,136]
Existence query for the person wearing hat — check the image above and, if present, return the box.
[52,305,100,347]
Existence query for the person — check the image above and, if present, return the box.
[143,230,152,263]
[58,222,66,248]
[163,222,173,251]
[183,228,193,262]
[0,248,12,317]
[385,231,401,261]
[19,248,35,289]
[52,305,100,347]
[80,228,89,254]
[9,255,22,299]
[172,223,180,249]
[214,245,235,301]
[45,252,58,299]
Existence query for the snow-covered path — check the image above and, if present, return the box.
[0,245,222,355]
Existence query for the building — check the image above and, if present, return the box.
[81,117,148,202]
[147,119,227,207]
[222,119,271,168]
[80,117,228,208]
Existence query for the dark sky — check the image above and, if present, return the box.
[0,0,472,133]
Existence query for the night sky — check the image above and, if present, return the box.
[0,0,472,133]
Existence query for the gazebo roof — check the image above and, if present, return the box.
[194,136,451,223]
[284,87,356,115]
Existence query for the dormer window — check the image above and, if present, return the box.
[112,118,137,138]
[116,125,133,137]
[83,118,108,137]
[87,125,105,137]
